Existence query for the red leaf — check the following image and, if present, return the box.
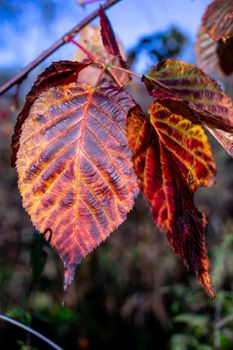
[99,8,129,71]
[127,103,216,297]
[16,81,139,290]
[142,59,233,153]
[196,26,233,77]
[99,7,120,57]
[11,60,91,167]
[202,0,233,41]
[208,128,233,156]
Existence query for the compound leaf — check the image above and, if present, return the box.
[16,82,139,290]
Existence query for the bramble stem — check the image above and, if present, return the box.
[0,0,121,96]
[67,37,123,87]
[0,314,63,350]
[67,37,140,86]
[95,66,106,87]
[107,67,123,87]
[65,35,98,62]
[110,64,142,78]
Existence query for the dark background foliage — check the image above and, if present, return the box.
[0,1,233,349]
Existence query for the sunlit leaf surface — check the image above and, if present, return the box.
[17,82,139,290]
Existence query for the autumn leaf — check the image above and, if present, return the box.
[127,102,216,297]
[142,59,233,132]
[11,60,91,167]
[196,26,233,76]
[16,81,139,290]
[99,8,130,83]
[202,0,233,41]
[195,27,222,76]
[207,128,233,157]
[99,8,126,65]
[142,59,233,155]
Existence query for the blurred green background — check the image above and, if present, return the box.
[0,1,233,349]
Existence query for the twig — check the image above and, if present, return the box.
[0,314,63,350]
[79,0,106,5]
[12,81,23,110]
[0,0,121,96]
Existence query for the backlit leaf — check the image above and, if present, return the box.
[142,59,233,132]
[99,8,127,67]
[16,82,139,290]
[207,128,233,156]
[73,24,130,86]
[98,8,130,84]
[127,103,216,297]
[196,26,233,76]
[11,60,90,167]
[202,0,233,41]
[195,27,220,76]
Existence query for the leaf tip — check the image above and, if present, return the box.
[63,263,76,294]
[197,270,215,299]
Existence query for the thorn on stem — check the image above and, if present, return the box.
[42,228,53,243]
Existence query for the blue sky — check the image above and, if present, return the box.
[0,0,211,75]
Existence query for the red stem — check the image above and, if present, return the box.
[110,64,142,78]
[68,37,123,87]
[0,0,121,96]
[94,66,106,87]
[66,35,98,62]
[108,68,123,87]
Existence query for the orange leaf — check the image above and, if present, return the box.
[202,0,233,41]
[127,103,216,297]
[11,60,91,167]
[16,82,139,290]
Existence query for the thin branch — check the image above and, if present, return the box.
[66,35,98,62]
[0,0,121,96]
[79,0,106,5]
[0,314,63,350]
